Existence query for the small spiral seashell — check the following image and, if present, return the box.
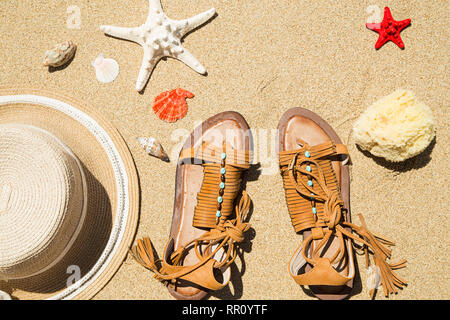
[138,137,169,162]
[43,40,76,67]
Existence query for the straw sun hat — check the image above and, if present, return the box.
[0,88,139,299]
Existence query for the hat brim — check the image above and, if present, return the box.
[0,88,139,300]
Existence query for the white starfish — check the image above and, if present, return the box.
[100,0,215,91]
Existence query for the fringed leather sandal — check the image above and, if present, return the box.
[131,111,253,300]
[278,107,407,300]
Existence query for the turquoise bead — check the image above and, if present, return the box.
[219,182,225,189]
[216,210,222,217]
[217,196,223,203]
[312,207,317,214]
[220,168,226,175]
[306,165,312,172]
[305,151,311,158]
[307,180,313,187]
[221,153,227,160]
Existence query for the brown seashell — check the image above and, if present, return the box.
[138,137,169,162]
[43,40,77,67]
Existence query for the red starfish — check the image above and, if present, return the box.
[366,7,411,50]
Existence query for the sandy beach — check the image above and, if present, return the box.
[0,0,448,299]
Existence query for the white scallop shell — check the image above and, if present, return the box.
[0,290,12,300]
[91,54,119,83]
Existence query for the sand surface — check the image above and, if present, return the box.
[0,0,448,299]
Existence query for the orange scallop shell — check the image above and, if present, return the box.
[152,88,194,122]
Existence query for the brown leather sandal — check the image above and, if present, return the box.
[131,111,253,300]
[278,107,407,300]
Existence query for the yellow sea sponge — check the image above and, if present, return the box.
[353,89,435,162]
